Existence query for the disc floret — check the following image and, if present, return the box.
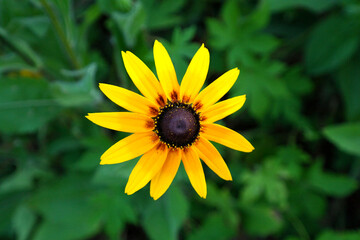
[153,101,201,149]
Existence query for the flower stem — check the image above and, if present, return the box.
[286,210,311,240]
[39,0,80,69]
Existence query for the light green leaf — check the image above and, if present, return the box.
[142,0,185,30]
[323,122,360,156]
[111,2,146,47]
[12,205,36,240]
[51,63,100,107]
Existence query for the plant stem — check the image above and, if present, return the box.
[39,0,80,69]
[286,210,311,240]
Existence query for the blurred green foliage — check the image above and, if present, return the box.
[1,0,360,239]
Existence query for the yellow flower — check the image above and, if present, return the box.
[86,40,254,200]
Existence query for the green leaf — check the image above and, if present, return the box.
[241,158,290,208]
[92,189,136,240]
[111,2,146,48]
[246,0,270,31]
[30,175,103,240]
[142,0,185,30]
[51,63,100,107]
[241,205,283,236]
[305,14,360,75]
[187,213,236,240]
[308,162,358,197]
[162,27,199,79]
[0,54,32,73]
[0,27,43,68]
[12,205,36,240]
[0,192,25,235]
[230,60,286,121]
[142,186,189,240]
[14,16,50,38]
[336,54,360,121]
[0,168,43,194]
[93,159,137,186]
[268,0,339,13]
[317,230,360,240]
[323,122,360,156]
[0,77,60,134]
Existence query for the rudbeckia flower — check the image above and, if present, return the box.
[87,40,254,200]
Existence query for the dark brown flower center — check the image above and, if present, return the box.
[154,102,200,148]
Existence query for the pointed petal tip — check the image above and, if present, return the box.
[99,82,109,88]
[151,194,160,201]
[243,145,255,153]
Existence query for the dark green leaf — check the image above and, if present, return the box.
[0,27,43,68]
[317,230,360,240]
[308,162,358,197]
[142,186,189,240]
[0,168,43,194]
[241,205,283,236]
[30,175,103,240]
[0,77,59,134]
[336,54,360,121]
[188,213,236,240]
[305,15,360,75]
[268,0,339,13]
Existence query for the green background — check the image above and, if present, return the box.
[1,0,360,239]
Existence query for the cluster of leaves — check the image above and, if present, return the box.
[1,0,359,239]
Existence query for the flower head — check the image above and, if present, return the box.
[86,40,254,200]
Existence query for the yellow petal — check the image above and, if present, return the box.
[194,137,232,181]
[121,51,166,107]
[182,147,207,198]
[99,83,159,117]
[100,132,159,165]
[154,40,180,102]
[201,95,246,123]
[150,149,181,200]
[180,44,210,103]
[86,112,154,133]
[202,123,254,152]
[125,144,168,195]
[193,68,239,111]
